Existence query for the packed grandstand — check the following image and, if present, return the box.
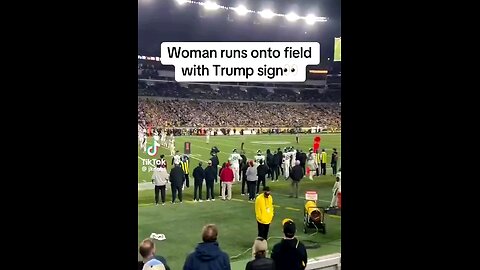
[138,62,341,132]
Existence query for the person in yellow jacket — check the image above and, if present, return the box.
[255,186,274,239]
[320,149,327,176]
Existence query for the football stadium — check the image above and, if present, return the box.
[138,1,341,269]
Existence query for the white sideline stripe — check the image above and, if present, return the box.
[138,182,153,191]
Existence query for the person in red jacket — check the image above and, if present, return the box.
[220,162,234,200]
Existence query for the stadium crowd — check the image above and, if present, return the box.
[138,80,340,103]
[138,99,341,129]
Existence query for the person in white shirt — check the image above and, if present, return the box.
[330,172,341,208]
[254,150,266,165]
[138,131,144,148]
[140,132,147,152]
[289,147,297,169]
[206,129,210,144]
[172,150,181,166]
[229,148,243,182]
[306,148,317,180]
[152,163,169,205]
[282,148,291,179]
[153,129,160,145]
[160,130,166,147]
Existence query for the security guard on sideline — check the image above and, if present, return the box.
[320,149,327,176]
[181,154,190,189]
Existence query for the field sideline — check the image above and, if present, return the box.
[138,133,341,270]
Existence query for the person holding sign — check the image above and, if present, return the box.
[255,186,274,239]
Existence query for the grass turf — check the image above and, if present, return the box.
[138,134,341,270]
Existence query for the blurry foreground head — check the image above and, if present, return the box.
[202,224,218,243]
[139,238,156,259]
[252,237,268,258]
[282,219,296,238]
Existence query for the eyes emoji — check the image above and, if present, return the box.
[290,64,298,76]
[283,64,298,76]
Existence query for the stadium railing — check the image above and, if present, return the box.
[306,253,341,270]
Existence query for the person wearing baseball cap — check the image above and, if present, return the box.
[271,219,307,270]
[245,237,275,270]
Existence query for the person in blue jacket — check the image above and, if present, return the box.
[183,224,231,270]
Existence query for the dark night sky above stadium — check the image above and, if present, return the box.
[138,0,341,64]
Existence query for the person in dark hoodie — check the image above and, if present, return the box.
[290,161,304,198]
[271,219,307,270]
[210,151,220,194]
[256,160,268,195]
[298,150,307,175]
[169,163,185,204]
[266,149,274,181]
[204,160,216,201]
[275,148,283,177]
[240,150,248,195]
[193,162,205,202]
[183,224,231,270]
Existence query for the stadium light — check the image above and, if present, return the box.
[203,1,220,10]
[285,12,299,22]
[175,0,188,5]
[259,9,275,19]
[234,5,249,16]
[305,14,316,25]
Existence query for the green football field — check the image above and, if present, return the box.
[138,134,341,270]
